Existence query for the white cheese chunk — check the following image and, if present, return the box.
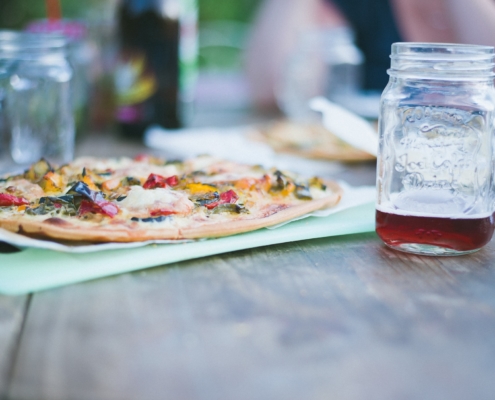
[119,186,193,215]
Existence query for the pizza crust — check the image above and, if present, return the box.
[0,217,182,242]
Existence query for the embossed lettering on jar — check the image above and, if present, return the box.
[376,43,495,256]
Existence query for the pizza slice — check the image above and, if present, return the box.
[0,155,342,242]
[251,120,376,162]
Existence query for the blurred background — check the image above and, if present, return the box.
[0,0,261,71]
[0,0,264,134]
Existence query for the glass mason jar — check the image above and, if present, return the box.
[26,19,96,140]
[376,43,495,256]
[0,31,74,170]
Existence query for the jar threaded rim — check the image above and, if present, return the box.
[388,42,495,80]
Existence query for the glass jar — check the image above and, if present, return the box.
[0,31,74,170]
[26,19,96,140]
[277,26,363,122]
[376,43,495,256]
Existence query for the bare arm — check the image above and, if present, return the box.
[391,0,495,46]
[244,0,346,110]
[446,0,495,46]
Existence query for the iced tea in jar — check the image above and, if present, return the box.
[376,43,495,255]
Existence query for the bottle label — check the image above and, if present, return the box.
[115,0,198,128]
[114,50,157,123]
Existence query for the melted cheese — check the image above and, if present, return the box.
[2,179,45,201]
[68,157,180,180]
[119,186,193,215]
[184,155,219,171]
[121,164,179,180]
[309,186,329,199]
[199,171,265,184]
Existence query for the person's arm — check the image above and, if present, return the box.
[391,0,456,43]
[446,0,495,46]
[244,0,346,110]
[391,0,495,46]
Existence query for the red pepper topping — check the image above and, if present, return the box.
[97,200,119,217]
[133,154,149,162]
[143,174,166,189]
[165,175,179,186]
[205,189,239,210]
[0,193,29,207]
[78,200,100,216]
[143,173,179,189]
[67,182,119,218]
[78,199,119,218]
[220,189,238,204]
[150,209,176,217]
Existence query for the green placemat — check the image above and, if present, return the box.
[0,202,375,295]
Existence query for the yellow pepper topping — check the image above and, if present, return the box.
[82,174,99,191]
[186,183,217,194]
[39,171,63,194]
[280,181,296,197]
[235,178,256,190]
[101,177,121,192]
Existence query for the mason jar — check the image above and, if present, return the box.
[0,31,75,170]
[376,43,495,256]
[26,19,96,140]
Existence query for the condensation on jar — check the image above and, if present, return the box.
[376,42,495,256]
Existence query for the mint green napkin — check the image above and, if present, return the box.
[0,202,375,295]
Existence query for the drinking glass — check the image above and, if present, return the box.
[376,43,495,256]
[0,31,75,171]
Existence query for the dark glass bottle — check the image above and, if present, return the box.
[115,0,197,139]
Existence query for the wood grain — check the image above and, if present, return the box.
[6,233,495,400]
[0,295,29,398]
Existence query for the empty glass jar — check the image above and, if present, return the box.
[0,31,75,171]
[376,43,495,256]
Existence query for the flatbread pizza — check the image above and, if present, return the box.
[250,120,376,162]
[0,155,342,242]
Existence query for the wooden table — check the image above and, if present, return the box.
[1,129,495,400]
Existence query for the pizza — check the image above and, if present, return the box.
[0,155,342,242]
[250,120,376,162]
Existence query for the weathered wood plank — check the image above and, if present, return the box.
[8,233,495,400]
[0,295,29,398]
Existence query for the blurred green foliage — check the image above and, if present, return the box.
[0,0,262,70]
[199,0,260,23]
[198,0,262,70]
[0,0,109,29]
[0,0,261,29]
